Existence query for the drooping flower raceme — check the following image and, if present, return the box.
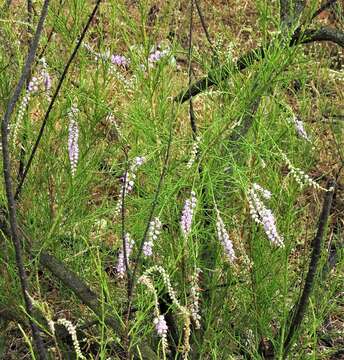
[216,209,236,263]
[8,59,50,152]
[248,183,284,247]
[186,136,201,168]
[12,74,44,145]
[180,191,197,237]
[57,319,85,359]
[116,233,134,278]
[68,104,79,177]
[282,153,331,192]
[189,268,202,329]
[143,217,162,256]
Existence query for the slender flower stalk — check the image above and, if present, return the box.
[186,136,200,168]
[248,183,284,247]
[189,268,202,329]
[115,156,145,216]
[11,57,52,147]
[215,209,236,263]
[180,191,197,238]
[12,75,41,146]
[68,104,79,177]
[116,233,134,278]
[39,57,52,94]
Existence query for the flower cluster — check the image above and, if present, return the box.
[180,191,197,238]
[126,156,145,191]
[186,136,201,168]
[84,43,130,68]
[282,154,330,192]
[116,233,134,278]
[248,183,284,247]
[143,217,162,256]
[292,115,310,141]
[189,268,202,329]
[111,54,129,67]
[39,57,52,94]
[115,156,145,216]
[12,59,52,145]
[57,318,85,359]
[148,48,170,64]
[12,77,37,144]
[216,209,236,263]
[154,315,168,336]
[68,104,79,177]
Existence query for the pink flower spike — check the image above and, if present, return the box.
[180,191,197,237]
[68,104,79,177]
[154,315,168,337]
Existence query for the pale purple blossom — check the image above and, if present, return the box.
[39,58,52,91]
[68,104,79,177]
[248,183,284,247]
[143,217,162,256]
[216,210,236,263]
[28,77,39,93]
[180,191,197,237]
[154,315,168,337]
[125,156,145,193]
[116,233,134,278]
[84,43,130,68]
[111,54,129,67]
[293,116,310,141]
[148,49,169,63]
[12,62,51,144]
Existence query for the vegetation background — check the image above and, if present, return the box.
[0,0,343,359]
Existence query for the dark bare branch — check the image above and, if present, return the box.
[283,181,336,355]
[175,26,344,103]
[0,2,50,358]
[300,26,344,47]
[39,252,122,333]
